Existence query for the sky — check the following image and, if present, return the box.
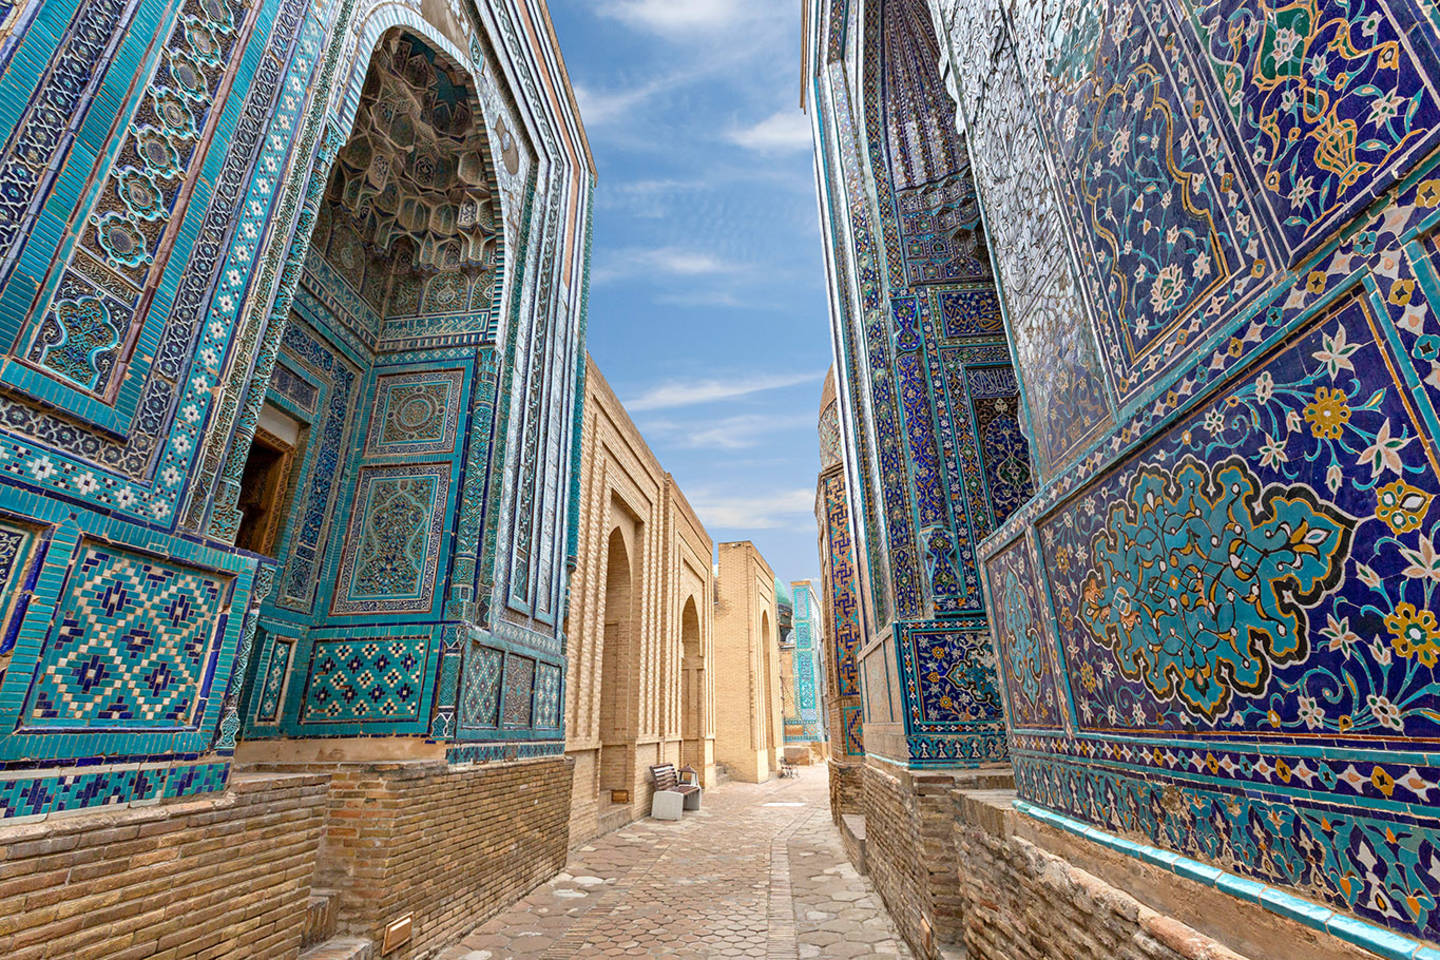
[548,0,832,584]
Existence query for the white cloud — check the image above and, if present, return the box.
[728,110,813,154]
[652,290,745,309]
[626,372,821,412]
[592,246,744,284]
[645,413,814,449]
[597,0,764,37]
[572,81,659,127]
[686,487,815,530]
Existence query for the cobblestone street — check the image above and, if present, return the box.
[439,767,911,959]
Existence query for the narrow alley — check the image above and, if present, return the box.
[439,768,910,960]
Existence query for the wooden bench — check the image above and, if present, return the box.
[649,763,701,819]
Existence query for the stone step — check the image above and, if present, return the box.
[840,813,867,874]
[597,802,633,835]
[299,936,373,960]
[303,888,339,948]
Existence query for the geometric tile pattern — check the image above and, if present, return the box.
[842,705,864,756]
[252,634,294,724]
[534,661,560,728]
[460,643,503,728]
[21,542,228,730]
[821,474,862,699]
[300,636,428,723]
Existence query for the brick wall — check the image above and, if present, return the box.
[313,756,571,958]
[951,788,1381,960]
[827,760,863,821]
[861,760,963,958]
[0,772,328,960]
[862,761,1017,959]
[713,542,781,783]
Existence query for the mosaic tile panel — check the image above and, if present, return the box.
[1036,0,1271,402]
[502,653,534,727]
[331,463,450,616]
[300,636,427,724]
[893,618,1008,767]
[1015,752,1440,944]
[445,740,564,765]
[252,634,293,724]
[784,582,825,742]
[21,542,230,730]
[460,643,504,728]
[1176,0,1440,264]
[16,0,248,401]
[962,20,1114,477]
[534,661,560,728]
[0,774,55,819]
[273,319,359,613]
[1038,290,1415,737]
[964,366,1034,529]
[822,473,862,698]
[985,535,1064,731]
[937,289,1004,338]
[920,0,1440,944]
[162,761,228,799]
[0,518,41,686]
[896,171,991,285]
[364,368,464,458]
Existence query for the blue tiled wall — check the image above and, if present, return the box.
[915,0,1440,947]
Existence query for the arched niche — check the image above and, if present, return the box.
[680,595,703,771]
[598,524,638,800]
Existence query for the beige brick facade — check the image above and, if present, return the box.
[713,542,783,783]
[564,356,716,844]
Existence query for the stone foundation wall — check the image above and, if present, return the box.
[951,787,1383,960]
[0,772,328,960]
[306,756,571,958]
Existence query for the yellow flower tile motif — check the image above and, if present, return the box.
[1303,386,1351,439]
[1384,602,1440,668]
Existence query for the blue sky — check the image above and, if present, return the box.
[549,0,830,582]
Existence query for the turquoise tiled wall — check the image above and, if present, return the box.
[0,0,587,818]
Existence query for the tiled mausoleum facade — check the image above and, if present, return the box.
[807,0,1440,958]
[781,579,826,760]
[0,0,592,954]
[815,368,866,814]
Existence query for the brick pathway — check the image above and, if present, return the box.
[439,766,911,959]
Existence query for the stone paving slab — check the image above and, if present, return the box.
[439,767,911,959]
